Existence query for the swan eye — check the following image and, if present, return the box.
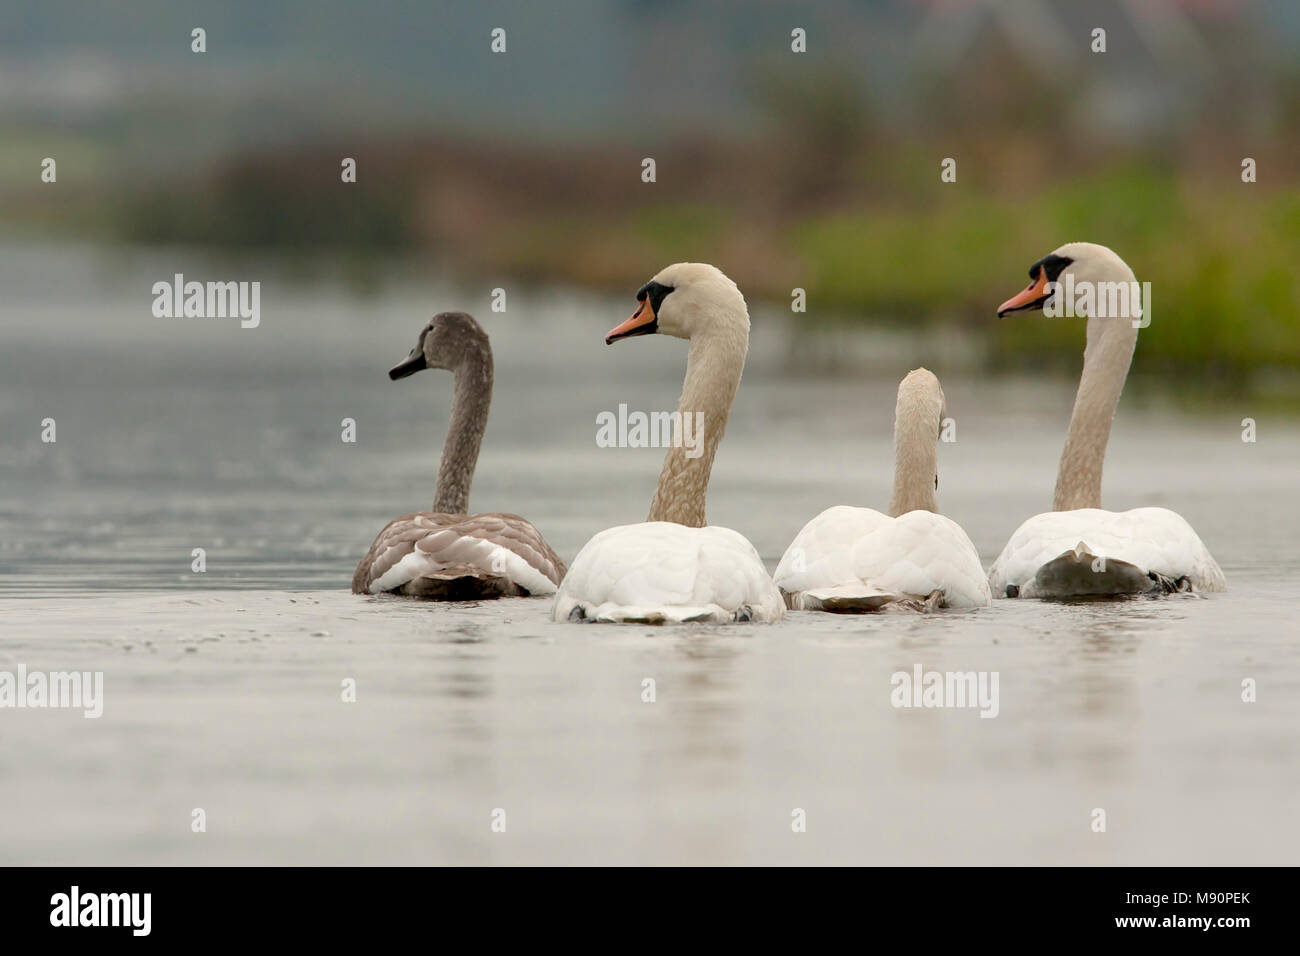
[934,475,939,491]
[1031,254,1074,284]
[637,280,675,317]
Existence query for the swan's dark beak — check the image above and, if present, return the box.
[606,296,658,345]
[997,269,1051,317]
[389,349,427,380]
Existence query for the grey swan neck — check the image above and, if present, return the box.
[434,346,493,515]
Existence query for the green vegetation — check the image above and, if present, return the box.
[5,132,1296,387]
[787,170,1300,379]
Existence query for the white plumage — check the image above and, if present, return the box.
[991,242,1226,599]
[987,507,1225,598]
[553,262,783,625]
[553,522,785,623]
[775,506,991,610]
[774,368,989,612]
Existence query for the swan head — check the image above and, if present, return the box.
[997,242,1135,318]
[897,367,947,434]
[606,262,748,345]
[389,311,489,380]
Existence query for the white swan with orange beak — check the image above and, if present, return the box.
[988,242,1226,599]
[552,263,785,624]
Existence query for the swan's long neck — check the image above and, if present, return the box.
[647,325,746,527]
[434,347,492,515]
[888,389,940,518]
[1053,287,1139,511]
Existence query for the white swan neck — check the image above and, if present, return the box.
[888,377,941,517]
[1053,288,1139,512]
[647,325,746,527]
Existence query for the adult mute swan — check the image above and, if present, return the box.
[988,242,1225,598]
[352,312,566,599]
[552,263,785,624]
[774,369,990,611]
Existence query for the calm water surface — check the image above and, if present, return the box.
[2,245,1297,864]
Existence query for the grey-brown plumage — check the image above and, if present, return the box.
[352,510,567,597]
[352,313,567,599]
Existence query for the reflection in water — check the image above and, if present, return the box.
[671,633,744,767]
[657,634,746,861]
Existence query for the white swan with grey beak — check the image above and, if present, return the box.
[988,242,1225,599]
[552,263,784,624]
[774,369,990,611]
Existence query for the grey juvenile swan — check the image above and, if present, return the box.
[352,312,566,599]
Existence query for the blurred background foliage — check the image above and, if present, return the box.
[2,0,1297,389]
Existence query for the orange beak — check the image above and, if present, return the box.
[605,296,658,344]
[997,270,1051,317]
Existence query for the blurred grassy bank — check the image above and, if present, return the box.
[3,10,1298,395]
[5,62,1297,393]
[75,135,1296,388]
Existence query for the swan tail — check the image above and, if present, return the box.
[1018,543,1155,599]
[784,585,905,613]
[561,602,745,624]
[1148,571,1195,594]
[884,589,946,613]
[396,564,528,600]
